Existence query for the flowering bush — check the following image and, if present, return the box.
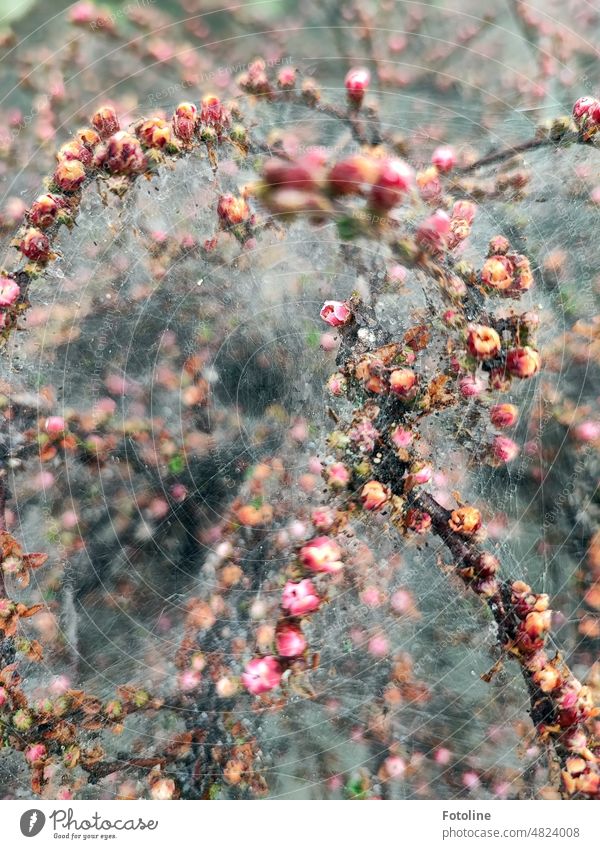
[0,0,598,803]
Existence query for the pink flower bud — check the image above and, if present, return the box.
[488,235,510,255]
[360,480,390,511]
[481,255,514,290]
[93,131,146,175]
[282,579,321,616]
[326,462,351,489]
[431,145,456,173]
[137,117,176,150]
[370,158,414,210]
[459,374,486,397]
[311,506,335,531]
[505,347,541,378]
[0,277,19,307]
[200,94,225,129]
[217,194,250,226]
[416,209,451,251]
[54,159,86,192]
[19,228,51,262]
[492,435,520,463]
[300,536,343,574]
[172,102,197,141]
[389,367,417,396]
[328,155,379,195]
[45,416,66,435]
[344,67,370,104]
[25,743,47,765]
[241,656,282,694]
[327,372,347,396]
[573,95,598,120]
[408,462,432,485]
[467,325,501,360]
[29,193,65,229]
[571,420,600,442]
[277,66,297,89]
[0,686,7,706]
[391,425,414,448]
[57,140,92,166]
[320,300,351,327]
[452,200,476,224]
[91,105,120,139]
[150,777,177,800]
[275,622,307,657]
[490,403,518,428]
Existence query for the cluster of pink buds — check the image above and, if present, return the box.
[242,529,347,694]
[572,96,600,141]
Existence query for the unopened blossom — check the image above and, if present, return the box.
[29,193,65,228]
[276,622,307,657]
[391,425,413,448]
[217,194,250,226]
[12,709,33,731]
[389,367,417,397]
[54,158,86,192]
[415,209,451,251]
[459,374,486,397]
[19,228,51,262]
[407,462,433,486]
[0,277,19,307]
[25,743,47,765]
[320,300,351,327]
[416,166,442,201]
[467,325,501,360]
[432,145,456,173]
[172,102,197,141]
[0,686,7,707]
[571,420,600,442]
[344,67,370,104]
[453,200,477,224]
[150,777,177,800]
[327,372,347,396]
[200,94,226,129]
[505,346,541,378]
[277,66,296,89]
[91,105,120,138]
[241,656,282,695]
[533,665,561,693]
[281,579,321,616]
[370,158,414,210]
[572,96,600,139]
[361,480,390,511]
[45,416,66,435]
[136,117,176,150]
[326,462,351,489]
[382,755,406,779]
[300,536,343,574]
[449,506,482,536]
[481,255,514,290]
[328,154,379,195]
[93,131,146,175]
[490,403,518,428]
[57,140,92,165]
[311,506,335,531]
[405,508,432,533]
